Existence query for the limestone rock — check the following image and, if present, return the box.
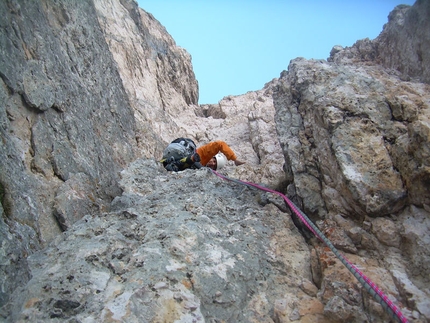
[371,217,400,247]
[376,1,430,84]
[0,0,198,306]
[93,0,199,156]
[273,59,428,218]
[53,173,103,231]
[1,0,136,304]
[3,159,311,322]
[329,1,430,84]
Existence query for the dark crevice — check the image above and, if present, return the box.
[0,181,13,219]
[0,70,15,92]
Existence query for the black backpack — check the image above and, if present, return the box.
[160,138,201,171]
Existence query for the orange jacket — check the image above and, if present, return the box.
[196,141,237,166]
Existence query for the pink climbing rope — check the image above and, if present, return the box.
[211,169,409,323]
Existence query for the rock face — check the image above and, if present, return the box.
[274,59,430,218]
[93,0,199,156]
[1,0,134,306]
[0,0,197,308]
[273,57,430,323]
[4,160,314,322]
[376,0,430,83]
[1,0,430,322]
[175,81,287,188]
[329,0,430,84]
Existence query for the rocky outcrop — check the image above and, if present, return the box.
[0,0,197,307]
[271,1,430,320]
[376,0,430,83]
[93,0,199,156]
[3,160,315,322]
[1,0,430,322]
[273,57,430,323]
[274,59,430,218]
[1,0,132,306]
[329,0,430,84]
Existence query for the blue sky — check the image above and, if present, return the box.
[137,1,415,104]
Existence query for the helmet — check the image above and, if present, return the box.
[215,153,227,170]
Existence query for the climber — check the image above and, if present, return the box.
[196,141,245,170]
[161,139,245,171]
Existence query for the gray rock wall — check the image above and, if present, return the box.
[0,0,199,307]
[3,160,314,322]
[273,59,430,218]
[273,58,430,321]
[272,1,430,320]
[93,0,199,157]
[0,0,138,304]
[376,0,430,84]
[329,1,430,85]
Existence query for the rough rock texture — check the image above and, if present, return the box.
[93,0,199,157]
[274,59,430,218]
[273,57,430,321]
[1,0,430,322]
[376,0,430,83]
[0,0,132,306]
[175,81,287,188]
[0,0,197,308]
[329,0,430,84]
[3,160,316,322]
